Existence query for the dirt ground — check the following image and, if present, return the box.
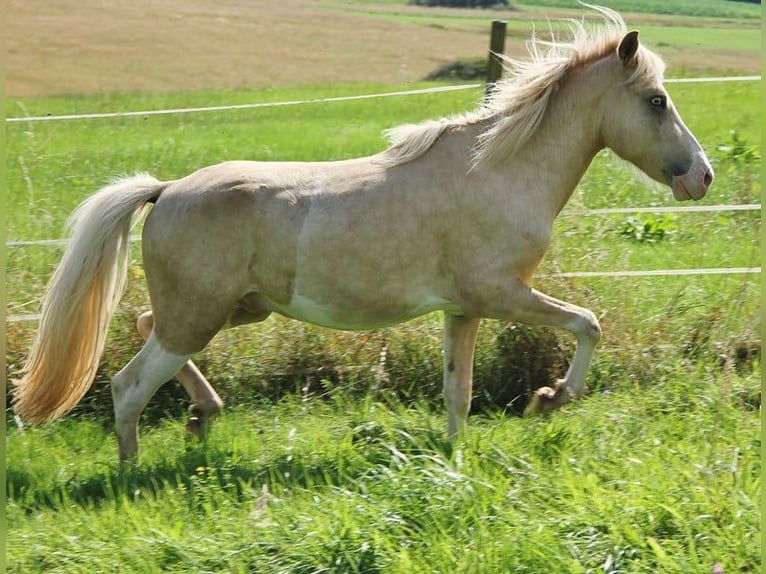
[6,0,761,97]
[6,0,492,96]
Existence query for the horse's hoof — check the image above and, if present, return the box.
[185,416,204,437]
[524,381,570,415]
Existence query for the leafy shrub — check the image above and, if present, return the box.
[6,315,572,426]
[473,323,569,414]
[620,214,676,243]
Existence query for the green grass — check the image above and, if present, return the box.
[340,0,763,20]
[6,365,760,572]
[5,75,761,572]
[332,6,760,55]
[513,0,762,20]
[335,0,763,29]
[638,24,760,53]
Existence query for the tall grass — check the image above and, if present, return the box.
[6,365,760,572]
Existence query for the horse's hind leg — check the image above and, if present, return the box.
[137,311,222,437]
[111,332,190,461]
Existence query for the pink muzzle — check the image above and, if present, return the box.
[671,156,714,201]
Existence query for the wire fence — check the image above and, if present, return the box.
[7,265,760,325]
[5,76,760,124]
[6,203,760,249]
[7,75,761,324]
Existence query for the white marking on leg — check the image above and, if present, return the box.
[111,333,190,461]
[561,310,602,399]
[136,311,222,432]
[493,283,601,414]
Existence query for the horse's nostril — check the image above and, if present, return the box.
[703,168,714,189]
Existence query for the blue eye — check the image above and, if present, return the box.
[650,95,667,109]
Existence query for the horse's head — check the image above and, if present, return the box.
[600,31,713,200]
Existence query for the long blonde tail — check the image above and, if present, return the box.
[13,174,167,423]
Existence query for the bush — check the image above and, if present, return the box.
[424,58,488,81]
[10,304,754,427]
[6,315,572,426]
[474,323,570,414]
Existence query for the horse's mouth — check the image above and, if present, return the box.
[671,167,713,201]
[671,177,693,201]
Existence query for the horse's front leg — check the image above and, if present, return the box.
[489,281,601,414]
[442,314,481,439]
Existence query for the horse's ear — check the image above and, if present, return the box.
[618,30,640,65]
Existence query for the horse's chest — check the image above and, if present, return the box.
[476,217,552,273]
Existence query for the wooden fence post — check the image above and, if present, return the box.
[486,20,507,98]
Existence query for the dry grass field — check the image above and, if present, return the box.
[6,0,493,96]
[6,0,761,97]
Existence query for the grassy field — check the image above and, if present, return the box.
[347,0,762,18]
[495,0,761,18]
[5,2,762,573]
[5,79,761,573]
[6,367,760,573]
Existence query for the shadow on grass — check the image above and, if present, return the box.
[7,419,458,513]
[7,444,333,512]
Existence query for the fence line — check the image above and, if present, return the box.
[553,267,761,279]
[7,75,761,324]
[5,76,760,124]
[5,84,482,124]
[6,203,760,249]
[7,266,760,324]
[565,203,761,216]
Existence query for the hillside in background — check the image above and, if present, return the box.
[6,0,761,97]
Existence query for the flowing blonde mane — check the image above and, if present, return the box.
[384,5,664,169]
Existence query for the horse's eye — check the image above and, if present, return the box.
[650,95,667,109]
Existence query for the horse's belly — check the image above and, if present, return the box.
[270,291,462,331]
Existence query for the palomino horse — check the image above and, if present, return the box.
[14,7,713,461]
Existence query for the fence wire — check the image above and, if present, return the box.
[7,75,761,323]
[5,76,760,124]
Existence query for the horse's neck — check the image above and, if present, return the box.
[496,76,606,217]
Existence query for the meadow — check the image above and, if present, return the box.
[5,3,762,572]
[6,77,760,574]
